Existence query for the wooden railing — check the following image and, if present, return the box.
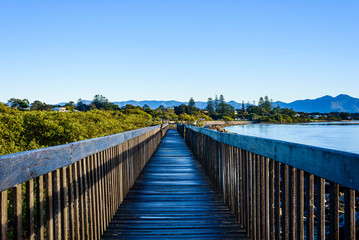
[0,124,168,240]
[179,124,359,240]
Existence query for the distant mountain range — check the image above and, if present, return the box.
[55,94,359,113]
[273,94,359,113]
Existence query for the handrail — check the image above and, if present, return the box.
[0,124,168,240]
[0,125,161,192]
[180,124,358,239]
[184,124,359,191]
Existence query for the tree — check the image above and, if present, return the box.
[92,94,109,109]
[241,101,245,112]
[214,95,219,111]
[8,98,29,110]
[258,97,264,107]
[206,98,215,116]
[64,101,76,111]
[262,96,273,111]
[76,98,90,111]
[143,104,151,112]
[188,97,195,107]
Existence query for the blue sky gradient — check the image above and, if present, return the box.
[1,1,358,104]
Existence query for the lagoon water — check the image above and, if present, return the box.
[225,121,359,154]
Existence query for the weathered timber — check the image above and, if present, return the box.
[0,125,161,192]
[182,124,359,240]
[0,124,167,240]
[102,130,248,239]
[184,125,359,191]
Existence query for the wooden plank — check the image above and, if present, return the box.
[329,182,339,240]
[13,184,22,240]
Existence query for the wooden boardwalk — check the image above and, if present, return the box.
[102,129,248,239]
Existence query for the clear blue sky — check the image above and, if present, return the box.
[1,1,358,104]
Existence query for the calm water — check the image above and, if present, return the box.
[225,121,359,154]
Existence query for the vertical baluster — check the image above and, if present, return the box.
[36,176,44,240]
[96,152,103,235]
[290,167,297,240]
[265,158,270,240]
[275,162,281,240]
[261,156,265,240]
[118,145,123,204]
[269,160,275,240]
[252,153,257,240]
[104,149,110,226]
[1,190,8,240]
[82,159,89,239]
[100,151,107,232]
[90,155,98,240]
[238,149,243,228]
[281,164,289,240]
[68,164,75,240]
[247,151,253,238]
[86,156,94,240]
[53,169,61,240]
[73,162,81,239]
[61,167,69,240]
[297,170,304,240]
[315,176,325,240]
[329,182,339,240]
[344,188,355,240]
[27,180,35,240]
[14,184,22,240]
[306,173,314,240]
[77,161,85,240]
[255,154,260,239]
[46,172,54,240]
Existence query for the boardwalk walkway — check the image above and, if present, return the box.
[102,129,248,239]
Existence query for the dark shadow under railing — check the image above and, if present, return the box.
[179,124,358,240]
[0,124,168,240]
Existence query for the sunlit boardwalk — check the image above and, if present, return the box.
[102,130,248,239]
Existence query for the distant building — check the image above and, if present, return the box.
[309,114,327,119]
[53,107,68,112]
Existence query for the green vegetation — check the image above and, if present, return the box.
[2,94,356,156]
[240,96,310,123]
[0,102,154,156]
